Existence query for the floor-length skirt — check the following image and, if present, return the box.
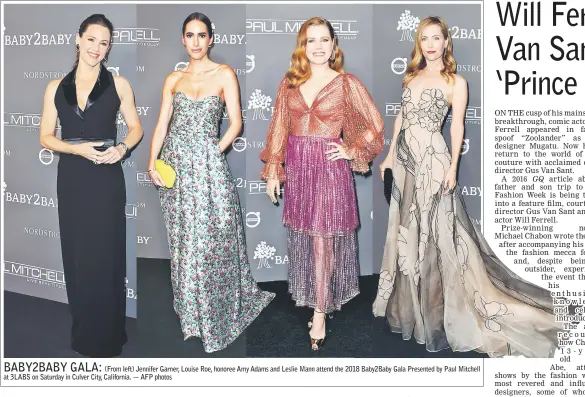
[159,130,274,353]
[373,129,561,358]
[284,135,360,313]
[57,154,127,358]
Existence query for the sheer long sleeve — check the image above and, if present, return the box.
[342,74,385,173]
[259,78,290,182]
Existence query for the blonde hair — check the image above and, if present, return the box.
[403,16,456,87]
[285,17,344,87]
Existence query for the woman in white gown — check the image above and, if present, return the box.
[374,16,563,358]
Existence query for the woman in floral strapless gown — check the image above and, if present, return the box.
[148,12,273,353]
[374,17,562,358]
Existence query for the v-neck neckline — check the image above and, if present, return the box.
[298,73,342,110]
[75,72,100,113]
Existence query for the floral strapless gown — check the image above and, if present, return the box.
[159,93,274,353]
[373,86,562,358]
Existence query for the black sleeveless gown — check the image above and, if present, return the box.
[54,64,127,357]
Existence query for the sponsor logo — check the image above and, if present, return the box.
[174,62,188,71]
[121,159,136,168]
[2,182,6,196]
[4,32,73,46]
[457,64,482,73]
[221,107,246,123]
[391,57,408,75]
[212,22,245,45]
[5,149,11,156]
[137,236,151,244]
[471,218,482,226]
[246,19,358,39]
[397,10,420,41]
[126,203,138,219]
[23,70,67,79]
[248,89,273,120]
[136,171,154,187]
[4,112,60,131]
[385,102,402,117]
[232,137,247,152]
[126,202,146,219]
[246,55,256,73]
[461,139,470,155]
[254,241,275,269]
[449,26,482,40]
[39,148,54,165]
[112,28,160,46]
[136,107,150,116]
[231,138,266,152]
[253,241,289,269]
[4,191,58,207]
[397,12,481,41]
[4,260,66,289]
[447,106,481,125]
[460,186,482,196]
[107,66,120,76]
[246,212,261,228]
[235,178,285,195]
[24,227,60,239]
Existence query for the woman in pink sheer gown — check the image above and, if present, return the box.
[260,17,385,351]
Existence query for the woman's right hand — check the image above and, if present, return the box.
[148,168,165,187]
[73,142,105,164]
[266,178,280,204]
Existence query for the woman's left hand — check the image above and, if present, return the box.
[99,145,126,164]
[443,168,457,195]
[325,142,352,161]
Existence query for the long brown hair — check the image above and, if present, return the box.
[403,16,456,87]
[285,17,344,87]
[73,14,114,69]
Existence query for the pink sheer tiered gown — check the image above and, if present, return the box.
[260,73,384,313]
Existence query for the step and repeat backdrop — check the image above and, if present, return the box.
[134,3,247,260]
[370,3,482,272]
[3,3,138,317]
[3,3,481,306]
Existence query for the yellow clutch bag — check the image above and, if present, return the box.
[154,159,176,189]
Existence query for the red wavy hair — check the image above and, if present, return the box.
[285,17,344,87]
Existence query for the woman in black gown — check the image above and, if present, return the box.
[39,14,143,357]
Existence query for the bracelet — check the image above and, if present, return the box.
[117,142,129,153]
[147,168,155,173]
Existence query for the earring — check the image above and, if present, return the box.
[330,49,336,61]
[76,44,79,53]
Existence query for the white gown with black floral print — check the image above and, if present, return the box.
[373,86,562,358]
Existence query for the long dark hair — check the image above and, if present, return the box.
[182,12,213,37]
[73,14,115,68]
